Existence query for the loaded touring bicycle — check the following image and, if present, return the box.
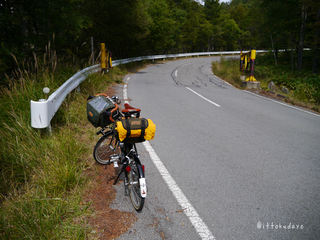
[87,93,156,212]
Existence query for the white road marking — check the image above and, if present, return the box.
[175,70,178,77]
[186,87,221,107]
[143,141,215,240]
[123,77,215,240]
[244,90,320,118]
[123,77,130,104]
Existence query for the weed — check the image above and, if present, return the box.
[212,57,244,88]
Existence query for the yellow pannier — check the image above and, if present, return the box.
[116,117,156,143]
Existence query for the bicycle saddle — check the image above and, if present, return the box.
[122,103,141,113]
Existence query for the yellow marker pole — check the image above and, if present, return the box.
[109,52,112,68]
[240,51,244,73]
[106,51,109,70]
[244,53,248,71]
[100,43,106,73]
[246,49,257,81]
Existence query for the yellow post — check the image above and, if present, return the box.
[244,53,248,70]
[246,49,257,81]
[109,52,112,68]
[240,51,244,72]
[106,51,109,69]
[100,43,106,73]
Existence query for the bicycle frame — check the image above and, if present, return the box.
[113,143,144,185]
[91,95,148,211]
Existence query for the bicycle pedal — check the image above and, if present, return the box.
[110,154,120,162]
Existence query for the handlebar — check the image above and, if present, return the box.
[95,93,119,122]
[108,103,119,122]
[94,93,141,121]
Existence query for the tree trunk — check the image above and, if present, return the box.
[270,34,277,66]
[291,32,294,72]
[297,3,308,71]
[312,9,320,74]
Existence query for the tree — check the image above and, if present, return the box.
[305,0,320,73]
[182,1,213,52]
[312,8,320,73]
[146,0,176,54]
[219,13,243,50]
[297,0,308,71]
[0,0,91,78]
[204,0,221,51]
[260,0,302,68]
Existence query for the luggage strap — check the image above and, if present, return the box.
[124,119,147,142]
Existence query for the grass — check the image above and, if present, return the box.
[212,54,320,113]
[0,64,92,238]
[0,51,143,238]
[212,57,244,89]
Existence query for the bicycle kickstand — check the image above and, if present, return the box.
[113,165,129,196]
[113,165,125,185]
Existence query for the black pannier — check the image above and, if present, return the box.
[87,95,119,128]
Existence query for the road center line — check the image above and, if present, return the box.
[186,87,221,107]
[123,77,215,240]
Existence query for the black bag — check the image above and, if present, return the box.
[87,95,119,128]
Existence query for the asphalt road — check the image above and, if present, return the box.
[112,57,320,240]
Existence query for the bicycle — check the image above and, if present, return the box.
[88,94,155,212]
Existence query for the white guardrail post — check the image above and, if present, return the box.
[30,50,271,129]
[31,64,100,128]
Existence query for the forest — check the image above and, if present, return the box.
[1,0,320,79]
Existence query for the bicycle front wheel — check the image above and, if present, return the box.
[126,162,145,212]
[93,133,117,165]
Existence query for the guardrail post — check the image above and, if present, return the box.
[38,87,52,134]
[240,51,245,81]
[101,43,106,73]
[240,51,244,73]
[241,49,260,89]
[246,48,257,81]
[245,53,249,71]
[108,52,112,68]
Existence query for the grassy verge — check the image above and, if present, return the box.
[0,55,146,238]
[212,54,320,113]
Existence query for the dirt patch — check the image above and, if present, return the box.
[247,89,288,101]
[83,164,137,239]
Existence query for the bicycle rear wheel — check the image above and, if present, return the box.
[126,161,145,212]
[93,133,117,165]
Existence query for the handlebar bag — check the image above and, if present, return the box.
[116,117,156,143]
[87,95,119,128]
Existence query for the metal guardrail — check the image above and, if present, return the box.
[30,50,269,129]
[31,64,100,128]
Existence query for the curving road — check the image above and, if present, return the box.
[112,57,320,240]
